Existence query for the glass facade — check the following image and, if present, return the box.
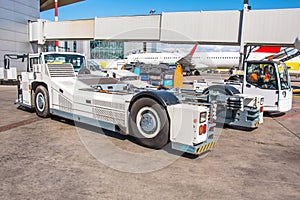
[90,41,124,59]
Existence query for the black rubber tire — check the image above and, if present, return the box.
[34,85,50,118]
[129,98,169,149]
[194,70,200,76]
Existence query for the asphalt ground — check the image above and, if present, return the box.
[0,78,300,200]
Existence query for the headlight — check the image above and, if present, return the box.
[199,112,207,123]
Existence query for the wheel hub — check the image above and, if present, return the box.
[136,107,161,138]
[140,112,157,133]
[36,93,45,111]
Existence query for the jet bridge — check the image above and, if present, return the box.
[29,8,300,47]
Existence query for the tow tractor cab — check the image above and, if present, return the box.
[243,61,292,112]
[27,52,87,72]
[17,52,216,155]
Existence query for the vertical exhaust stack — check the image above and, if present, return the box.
[55,0,59,52]
[244,0,248,9]
[244,0,251,10]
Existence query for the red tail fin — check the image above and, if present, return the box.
[253,46,281,53]
[189,44,198,55]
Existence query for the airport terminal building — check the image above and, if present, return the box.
[0,0,151,72]
[0,0,40,71]
[0,0,86,72]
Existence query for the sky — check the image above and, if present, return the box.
[41,0,300,21]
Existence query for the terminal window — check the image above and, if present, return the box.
[90,41,124,59]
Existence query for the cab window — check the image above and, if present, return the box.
[246,63,278,90]
[277,63,290,90]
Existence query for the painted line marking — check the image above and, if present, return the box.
[0,117,42,133]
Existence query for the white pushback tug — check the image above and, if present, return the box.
[15,52,217,155]
[12,52,265,155]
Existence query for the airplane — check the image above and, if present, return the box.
[125,45,197,74]
[191,46,282,71]
[125,45,297,75]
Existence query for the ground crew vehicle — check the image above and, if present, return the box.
[173,87,264,129]
[15,52,217,155]
[194,60,292,112]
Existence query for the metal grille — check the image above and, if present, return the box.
[93,107,125,126]
[94,100,125,110]
[59,95,72,112]
[244,97,255,107]
[47,64,75,77]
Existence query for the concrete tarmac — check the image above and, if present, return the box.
[0,82,299,200]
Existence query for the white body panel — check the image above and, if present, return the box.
[48,76,132,130]
[167,104,208,145]
[243,84,278,111]
[20,72,34,106]
[278,88,293,112]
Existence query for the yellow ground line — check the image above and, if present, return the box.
[293,89,300,93]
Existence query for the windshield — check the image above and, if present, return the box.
[277,63,291,90]
[44,54,86,72]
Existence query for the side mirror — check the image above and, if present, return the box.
[4,58,10,69]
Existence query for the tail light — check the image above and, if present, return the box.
[199,124,207,135]
[203,124,207,133]
[199,125,203,135]
[260,106,264,113]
